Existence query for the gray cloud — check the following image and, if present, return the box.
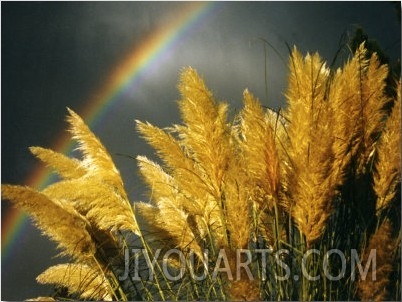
[2,2,400,300]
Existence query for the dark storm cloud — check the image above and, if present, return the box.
[2,2,400,300]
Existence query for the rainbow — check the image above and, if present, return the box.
[2,1,221,264]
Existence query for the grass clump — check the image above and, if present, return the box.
[2,43,401,301]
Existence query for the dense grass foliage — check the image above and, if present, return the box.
[2,43,401,301]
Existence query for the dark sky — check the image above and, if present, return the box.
[1,1,400,300]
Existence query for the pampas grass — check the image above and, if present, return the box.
[2,43,400,301]
[283,47,338,245]
[374,85,401,213]
[37,263,113,301]
[29,146,87,179]
[1,185,96,261]
[357,221,397,301]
